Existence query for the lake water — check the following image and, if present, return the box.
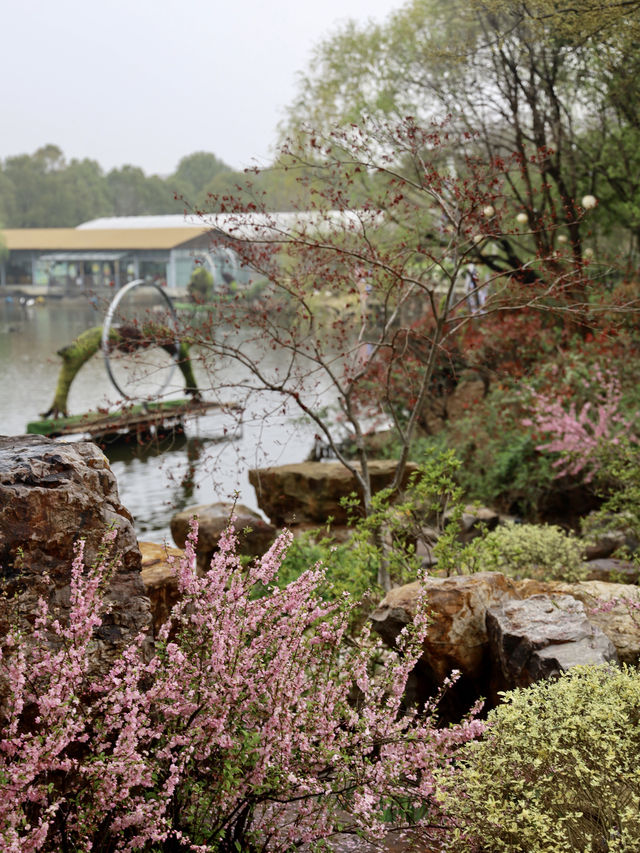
[0,295,319,545]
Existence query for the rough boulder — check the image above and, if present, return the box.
[171,502,276,572]
[370,572,518,719]
[371,571,630,717]
[139,541,184,638]
[248,460,418,525]
[0,435,151,669]
[515,578,640,665]
[486,594,618,690]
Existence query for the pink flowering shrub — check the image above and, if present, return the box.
[592,592,640,635]
[522,365,635,481]
[0,523,483,852]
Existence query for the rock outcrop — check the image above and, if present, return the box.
[370,572,518,718]
[0,435,151,669]
[514,578,640,665]
[584,558,640,584]
[248,460,418,526]
[486,594,618,691]
[371,571,633,718]
[581,515,639,560]
[170,502,276,572]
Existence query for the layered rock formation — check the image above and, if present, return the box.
[371,572,635,718]
[370,572,518,718]
[248,460,418,525]
[487,594,617,691]
[139,540,183,638]
[515,578,640,665]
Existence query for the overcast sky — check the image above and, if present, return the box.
[3,0,402,176]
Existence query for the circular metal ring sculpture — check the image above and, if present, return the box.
[101,279,180,400]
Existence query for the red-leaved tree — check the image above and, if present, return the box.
[179,117,592,522]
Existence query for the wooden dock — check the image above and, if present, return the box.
[27,399,240,441]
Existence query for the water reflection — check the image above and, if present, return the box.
[0,297,318,544]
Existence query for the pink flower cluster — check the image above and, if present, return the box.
[592,593,640,622]
[523,367,634,480]
[0,522,483,852]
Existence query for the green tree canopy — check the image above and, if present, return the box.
[1,146,106,227]
[103,166,178,217]
[170,151,233,205]
[3,146,67,227]
[201,154,333,213]
[285,0,640,266]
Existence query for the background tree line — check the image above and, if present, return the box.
[4,0,640,269]
[0,145,319,228]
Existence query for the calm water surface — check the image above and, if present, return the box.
[0,296,318,545]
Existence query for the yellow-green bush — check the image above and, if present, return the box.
[461,521,586,582]
[437,665,640,852]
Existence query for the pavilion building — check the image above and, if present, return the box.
[0,215,247,293]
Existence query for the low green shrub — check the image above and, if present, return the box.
[460,521,586,582]
[187,265,214,302]
[343,448,466,587]
[590,437,640,559]
[437,665,640,852]
[278,530,374,600]
[278,449,466,605]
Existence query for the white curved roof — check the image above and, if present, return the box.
[77,215,204,230]
[77,210,383,241]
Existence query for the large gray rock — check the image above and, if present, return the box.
[583,558,640,585]
[581,514,639,560]
[486,594,618,690]
[370,572,631,718]
[0,435,151,669]
[515,578,640,665]
[171,502,276,572]
[249,460,418,525]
